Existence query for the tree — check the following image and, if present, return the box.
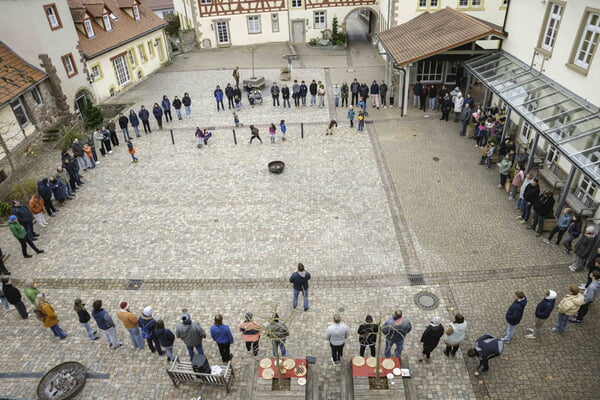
[165,13,181,36]
[82,98,104,130]
[331,17,346,46]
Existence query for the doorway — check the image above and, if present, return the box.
[292,20,305,43]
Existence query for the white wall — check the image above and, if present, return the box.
[502,0,600,107]
[0,0,92,112]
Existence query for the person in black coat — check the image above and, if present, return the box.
[358,315,378,357]
[11,200,37,240]
[309,80,318,106]
[440,93,453,121]
[1,278,28,319]
[419,316,444,361]
[37,178,58,217]
[528,191,555,236]
[289,263,311,311]
[118,113,131,141]
[48,176,69,203]
[350,79,360,105]
[521,178,540,223]
[172,96,183,120]
[225,83,235,109]
[138,106,151,133]
[299,81,308,106]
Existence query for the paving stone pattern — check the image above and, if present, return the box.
[1,43,597,400]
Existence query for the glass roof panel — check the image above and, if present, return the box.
[464,51,600,186]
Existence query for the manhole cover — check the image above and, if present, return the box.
[37,362,86,400]
[414,291,439,310]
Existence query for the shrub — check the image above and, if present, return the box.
[82,98,104,130]
[165,13,181,36]
[58,125,85,151]
[8,178,38,201]
[331,17,346,46]
[0,201,11,217]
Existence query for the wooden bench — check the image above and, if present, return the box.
[566,192,599,218]
[538,165,566,190]
[166,356,234,393]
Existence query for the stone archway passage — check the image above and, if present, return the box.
[343,7,378,41]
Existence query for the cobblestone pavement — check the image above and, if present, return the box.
[1,41,598,400]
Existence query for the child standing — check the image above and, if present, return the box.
[347,106,355,128]
[357,112,365,131]
[74,298,99,341]
[476,120,486,148]
[233,113,240,127]
[234,96,242,110]
[280,120,287,141]
[485,142,495,169]
[127,140,138,163]
[195,127,204,148]
[269,123,277,143]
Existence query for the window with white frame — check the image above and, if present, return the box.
[10,98,29,127]
[416,60,443,82]
[84,19,95,38]
[314,11,325,29]
[44,4,62,29]
[458,0,469,7]
[545,145,559,165]
[458,0,481,7]
[471,0,481,6]
[91,65,101,79]
[574,12,600,69]
[291,0,302,8]
[62,53,77,77]
[272,14,279,32]
[419,0,427,7]
[247,16,261,34]
[147,41,154,57]
[113,55,131,85]
[128,50,136,68]
[103,14,112,31]
[431,0,438,7]
[216,21,229,44]
[31,87,43,104]
[540,3,563,52]
[201,0,211,3]
[574,175,597,207]
[132,4,140,20]
[138,45,146,63]
[519,122,534,144]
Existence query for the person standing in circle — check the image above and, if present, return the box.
[325,314,349,366]
[289,263,311,311]
[249,125,262,144]
[210,314,234,362]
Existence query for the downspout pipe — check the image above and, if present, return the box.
[392,63,405,117]
[501,0,511,35]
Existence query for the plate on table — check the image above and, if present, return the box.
[366,357,377,367]
[393,368,402,376]
[259,359,272,369]
[262,369,274,379]
[387,373,394,380]
[352,357,365,367]
[382,358,395,370]
[283,359,296,369]
[294,364,307,377]
[298,378,306,386]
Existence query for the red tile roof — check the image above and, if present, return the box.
[0,41,47,107]
[68,0,166,59]
[377,7,506,67]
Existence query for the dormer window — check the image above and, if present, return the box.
[103,14,112,31]
[110,13,118,21]
[84,18,95,38]
[132,4,140,21]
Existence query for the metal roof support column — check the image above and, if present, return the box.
[465,73,472,97]
[500,107,511,144]
[525,130,541,176]
[556,165,577,219]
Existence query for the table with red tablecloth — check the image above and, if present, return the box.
[351,357,401,377]
[258,358,308,379]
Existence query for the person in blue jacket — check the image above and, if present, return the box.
[138,105,151,134]
[128,110,140,137]
[543,208,573,247]
[152,103,164,129]
[210,314,234,362]
[500,291,527,343]
[214,86,224,111]
[155,319,176,362]
[161,95,172,122]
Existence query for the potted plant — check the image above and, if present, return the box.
[280,67,291,81]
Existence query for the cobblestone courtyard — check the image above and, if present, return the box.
[0,42,598,400]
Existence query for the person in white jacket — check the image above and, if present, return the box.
[325,314,349,366]
[453,92,464,122]
[443,313,467,356]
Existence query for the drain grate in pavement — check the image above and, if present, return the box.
[0,372,109,379]
[408,274,425,285]
[414,291,440,310]
[126,279,143,290]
